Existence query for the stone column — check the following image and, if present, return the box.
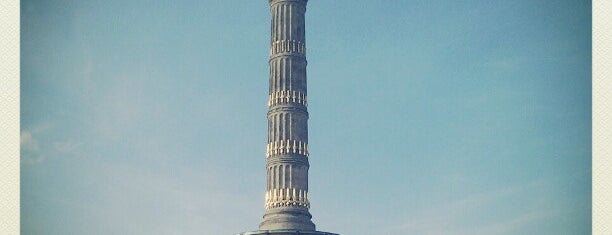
[260,0,315,231]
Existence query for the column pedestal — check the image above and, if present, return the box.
[237,230,339,235]
[259,207,315,231]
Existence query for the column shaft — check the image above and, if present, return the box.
[261,0,314,231]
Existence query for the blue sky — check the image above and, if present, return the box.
[21,0,591,234]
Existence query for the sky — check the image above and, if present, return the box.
[21,0,591,235]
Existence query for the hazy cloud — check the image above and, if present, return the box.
[467,210,557,235]
[53,140,83,154]
[387,179,554,235]
[21,130,44,164]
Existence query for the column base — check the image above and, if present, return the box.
[259,206,315,231]
[236,230,339,235]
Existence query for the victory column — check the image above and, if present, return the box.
[237,1,338,234]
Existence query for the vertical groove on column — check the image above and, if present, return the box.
[285,57,289,91]
[278,4,282,41]
[281,4,286,40]
[289,57,292,90]
[277,4,280,41]
[299,4,302,40]
[270,59,273,92]
[281,3,286,40]
[271,60,275,93]
[275,59,279,92]
[273,114,278,142]
[289,165,293,188]
[279,165,284,189]
[281,58,285,91]
[272,114,278,142]
[284,165,290,189]
[272,5,276,41]
[284,58,288,91]
[275,5,280,42]
[280,113,284,141]
[285,3,290,40]
[273,165,277,189]
[276,58,280,91]
[278,58,285,91]
[271,167,274,190]
[276,59,280,92]
[291,4,295,41]
[286,4,290,40]
[270,60,274,93]
[277,165,281,189]
[285,113,290,141]
[287,3,290,41]
[278,113,282,141]
[282,113,287,140]
[289,113,293,140]
[305,166,308,191]
[280,112,284,141]
[280,58,284,91]
[281,112,285,140]
[289,4,292,41]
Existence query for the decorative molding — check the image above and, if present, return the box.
[266,156,309,166]
[266,140,309,158]
[268,105,309,116]
[265,188,310,209]
[269,0,308,5]
[268,90,307,107]
[271,40,306,56]
[269,53,307,62]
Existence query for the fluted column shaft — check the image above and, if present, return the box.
[260,0,315,231]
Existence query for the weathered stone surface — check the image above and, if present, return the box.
[261,0,314,231]
[236,1,337,234]
[236,230,338,235]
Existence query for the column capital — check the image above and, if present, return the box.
[269,0,308,8]
[269,0,307,4]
